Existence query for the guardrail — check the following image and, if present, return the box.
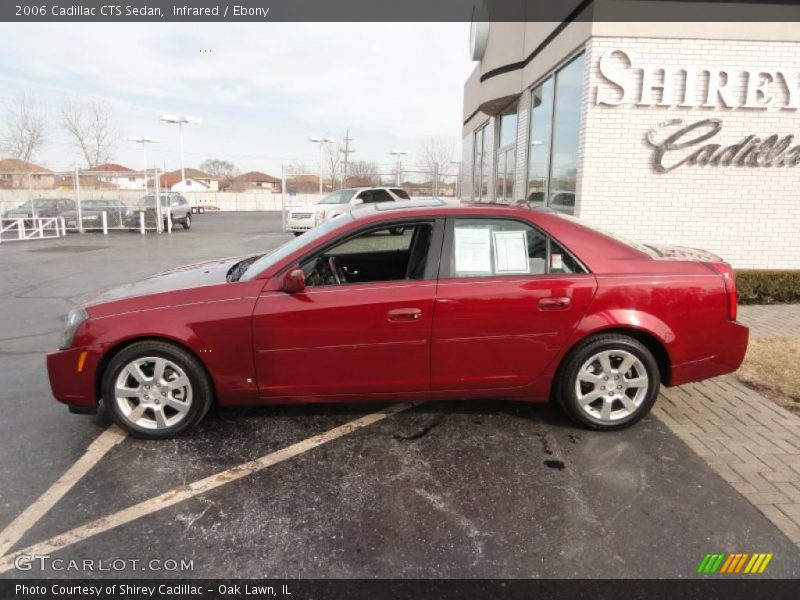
[0,217,65,243]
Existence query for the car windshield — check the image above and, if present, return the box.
[317,189,357,205]
[139,195,168,207]
[19,199,58,209]
[239,217,351,281]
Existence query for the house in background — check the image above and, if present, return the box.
[0,158,56,189]
[227,171,281,192]
[86,163,145,190]
[156,168,220,192]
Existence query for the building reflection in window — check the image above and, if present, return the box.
[526,52,584,214]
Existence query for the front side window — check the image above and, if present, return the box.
[391,188,410,200]
[447,218,582,278]
[301,222,434,287]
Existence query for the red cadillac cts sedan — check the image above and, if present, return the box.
[47,200,749,439]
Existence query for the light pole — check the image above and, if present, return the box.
[160,114,200,192]
[128,136,160,193]
[390,150,410,187]
[450,160,462,199]
[309,136,335,197]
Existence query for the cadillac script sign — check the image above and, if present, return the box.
[594,49,800,172]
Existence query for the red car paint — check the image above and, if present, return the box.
[46,202,749,411]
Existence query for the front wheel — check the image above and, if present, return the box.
[102,341,213,439]
[555,334,660,430]
[182,214,191,229]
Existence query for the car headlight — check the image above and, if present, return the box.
[59,308,89,350]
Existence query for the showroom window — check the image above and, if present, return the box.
[447,218,584,278]
[495,102,518,203]
[525,52,585,214]
[472,120,493,202]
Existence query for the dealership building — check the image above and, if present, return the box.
[461,10,800,269]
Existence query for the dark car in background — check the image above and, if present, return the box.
[62,199,130,230]
[3,198,76,225]
[124,194,192,231]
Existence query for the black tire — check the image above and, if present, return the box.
[555,334,660,430]
[182,214,191,229]
[101,340,213,439]
[389,226,405,236]
[293,231,303,237]
[198,207,205,214]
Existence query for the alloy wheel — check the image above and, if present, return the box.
[573,349,649,423]
[113,356,193,430]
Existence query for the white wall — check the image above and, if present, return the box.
[579,37,800,269]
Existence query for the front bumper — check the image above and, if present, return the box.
[286,215,317,232]
[670,320,750,386]
[46,346,99,409]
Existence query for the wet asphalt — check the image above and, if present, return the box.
[1,212,798,579]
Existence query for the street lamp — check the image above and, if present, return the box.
[451,160,462,199]
[390,150,410,187]
[128,136,160,192]
[309,136,335,197]
[160,114,200,192]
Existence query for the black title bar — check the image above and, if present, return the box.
[4,0,800,22]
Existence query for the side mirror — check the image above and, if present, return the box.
[281,268,306,294]
[351,198,363,205]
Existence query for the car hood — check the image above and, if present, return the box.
[4,209,34,217]
[85,255,256,305]
[290,204,329,214]
[647,244,724,262]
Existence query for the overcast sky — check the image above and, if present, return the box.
[0,23,473,175]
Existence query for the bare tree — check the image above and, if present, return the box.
[285,161,310,176]
[347,160,380,186]
[324,142,343,188]
[200,158,239,189]
[418,140,455,191]
[61,99,120,168]
[1,93,46,162]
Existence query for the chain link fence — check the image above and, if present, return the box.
[0,163,464,238]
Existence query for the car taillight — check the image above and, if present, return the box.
[707,262,737,321]
[726,271,738,321]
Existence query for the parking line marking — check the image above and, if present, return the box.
[0,402,413,573]
[0,424,127,557]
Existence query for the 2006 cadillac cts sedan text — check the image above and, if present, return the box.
[47,200,749,439]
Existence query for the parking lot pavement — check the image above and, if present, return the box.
[1,212,799,578]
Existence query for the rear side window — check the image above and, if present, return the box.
[391,188,410,200]
[447,218,583,278]
[371,189,394,203]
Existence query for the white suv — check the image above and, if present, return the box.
[286,187,410,235]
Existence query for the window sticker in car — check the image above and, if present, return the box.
[454,227,492,275]
[492,230,530,274]
[551,252,563,271]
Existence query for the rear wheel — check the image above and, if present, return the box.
[389,226,405,236]
[102,341,212,439]
[293,231,303,237]
[555,334,660,430]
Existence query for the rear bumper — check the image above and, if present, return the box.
[46,346,99,409]
[670,320,749,386]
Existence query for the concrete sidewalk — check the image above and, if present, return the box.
[655,303,800,547]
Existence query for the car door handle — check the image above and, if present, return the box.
[538,296,572,310]
[387,308,422,322]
